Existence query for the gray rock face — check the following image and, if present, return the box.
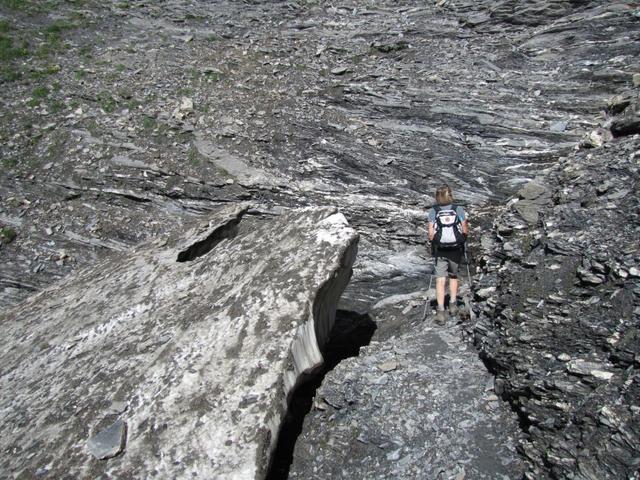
[471,134,640,479]
[1,0,639,478]
[289,289,526,479]
[0,205,358,479]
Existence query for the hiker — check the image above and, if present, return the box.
[427,185,468,324]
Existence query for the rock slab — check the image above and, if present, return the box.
[87,419,127,460]
[0,204,358,479]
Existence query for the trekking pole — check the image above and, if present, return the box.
[463,245,475,320]
[464,246,472,287]
[422,272,433,320]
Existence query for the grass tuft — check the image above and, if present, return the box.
[97,91,117,112]
[0,32,28,61]
[0,226,17,244]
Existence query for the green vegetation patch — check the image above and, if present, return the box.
[34,18,77,57]
[27,86,50,107]
[204,70,222,82]
[48,99,65,113]
[28,64,61,79]
[0,0,58,14]
[0,31,28,61]
[97,91,117,112]
[0,226,17,244]
[32,85,49,98]
[187,144,206,166]
[0,19,12,33]
[0,0,30,10]
[142,115,157,130]
[45,20,75,36]
[2,157,18,169]
[0,20,28,81]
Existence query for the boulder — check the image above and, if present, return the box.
[512,182,552,224]
[0,204,358,479]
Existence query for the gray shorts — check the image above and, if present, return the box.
[434,255,460,279]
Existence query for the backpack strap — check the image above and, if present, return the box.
[451,204,460,224]
[430,205,438,256]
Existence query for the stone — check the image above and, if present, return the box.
[513,201,540,224]
[566,360,612,379]
[465,12,491,26]
[517,182,550,203]
[476,286,496,299]
[193,134,274,186]
[550,121,568,133]
[633,73,640,88]
[87,419,127,460]
[290,287,525,480]
[584,128,613,147]
[330,67,348,75]
[377,360,398,372]
[179,97,193,111]
[611,114,640,137]
[577,267,605,285]
[107,401,129,415]
[473,118,640,479]
[590,370,614,381]
[607,93,633,115]
[0,205,358,479]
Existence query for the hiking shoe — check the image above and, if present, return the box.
[449,303,458,316]
[435,310,447,325]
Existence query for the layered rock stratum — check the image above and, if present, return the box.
[1,0,639,479]
[471,128,640,479]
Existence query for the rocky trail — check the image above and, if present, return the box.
[1,0,639,479]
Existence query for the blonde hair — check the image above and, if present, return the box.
[435,185,454,205]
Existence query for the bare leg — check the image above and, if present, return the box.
[449,277,459,304]
[436,277,446,309]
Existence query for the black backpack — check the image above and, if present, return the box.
[432,204,466,249]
